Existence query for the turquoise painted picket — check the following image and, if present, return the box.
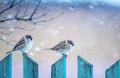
[78,56,93,78]
[1,52,120,78]
[51,55,66,78]
[23,53,39,78]
[0,53,12,78]
[105,60,120,78]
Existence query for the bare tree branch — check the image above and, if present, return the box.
[36,12,64,23]
[0,31,14,35]
[0,26,35,31]
[23,0,31,17]
[0,0,23,14]
[29,0,41,20]
[33,10,50,20]
[0,37,13,47]
[0,0,63,47]
[0,0,63,25]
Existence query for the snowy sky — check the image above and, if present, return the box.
[0,0,120,78]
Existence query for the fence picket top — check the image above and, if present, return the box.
[23,52,38,78]
[52,55,66,66]
[78,55,93,78]
[78,56,93,67]
[0,53,12,62]
[51,55,66,78]
[105,60,120,78]
[106,60,120,72]
[22,53,38,64]
[0,53,12,78]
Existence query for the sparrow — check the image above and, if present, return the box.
[6,34,33,54]
[44,40,75,56]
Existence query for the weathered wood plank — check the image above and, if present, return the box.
[23,53,38,78]
[51,55,66,78]
[78,56,93,78]
[105,60,120,78]
[0,53,12,78]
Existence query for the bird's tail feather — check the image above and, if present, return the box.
[6,50,13,54]
[43,48,52,50]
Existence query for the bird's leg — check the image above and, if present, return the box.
[62,54,67,58]
[22,52,27,56]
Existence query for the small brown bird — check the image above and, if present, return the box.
[44,40,75,56]
[6,34,33,54]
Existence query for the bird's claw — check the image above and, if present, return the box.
[23,52,27,56]
[62,54,67,58]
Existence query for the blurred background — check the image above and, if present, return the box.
[0,0,120,78]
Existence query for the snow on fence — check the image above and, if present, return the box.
[0,53,120,78]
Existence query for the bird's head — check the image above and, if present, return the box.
[25,34,33,40]
[67,40,75,46]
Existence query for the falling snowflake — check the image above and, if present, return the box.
[100,2,104,6]
[29,52,34,56]
[99,20,105,25]
[59,26,64,30]
[69,6,75,11]
[113,16,119,19]
[52,30,60,35]
[9,28,15,31]
[89,5,95,10]
[115,25,119,28]
[2,36,7,40]
[34,47,40,51]
[4,1,8,4]
[7,15,13,19]
[40,42,44,46]
[93,18,98,21]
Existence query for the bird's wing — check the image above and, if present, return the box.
[13,37,25,50]
[52,40,67,50]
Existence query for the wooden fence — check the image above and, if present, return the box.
[0,53,120,78]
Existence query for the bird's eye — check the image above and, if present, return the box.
[62,45,66,46]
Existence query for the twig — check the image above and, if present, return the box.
[36,12,64,23]
[29,0,41,20]
[0,37,13,47]
[0,31,14,35]
[23,0,31,17]
[0,0,23,14]
[0,26,35,31]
